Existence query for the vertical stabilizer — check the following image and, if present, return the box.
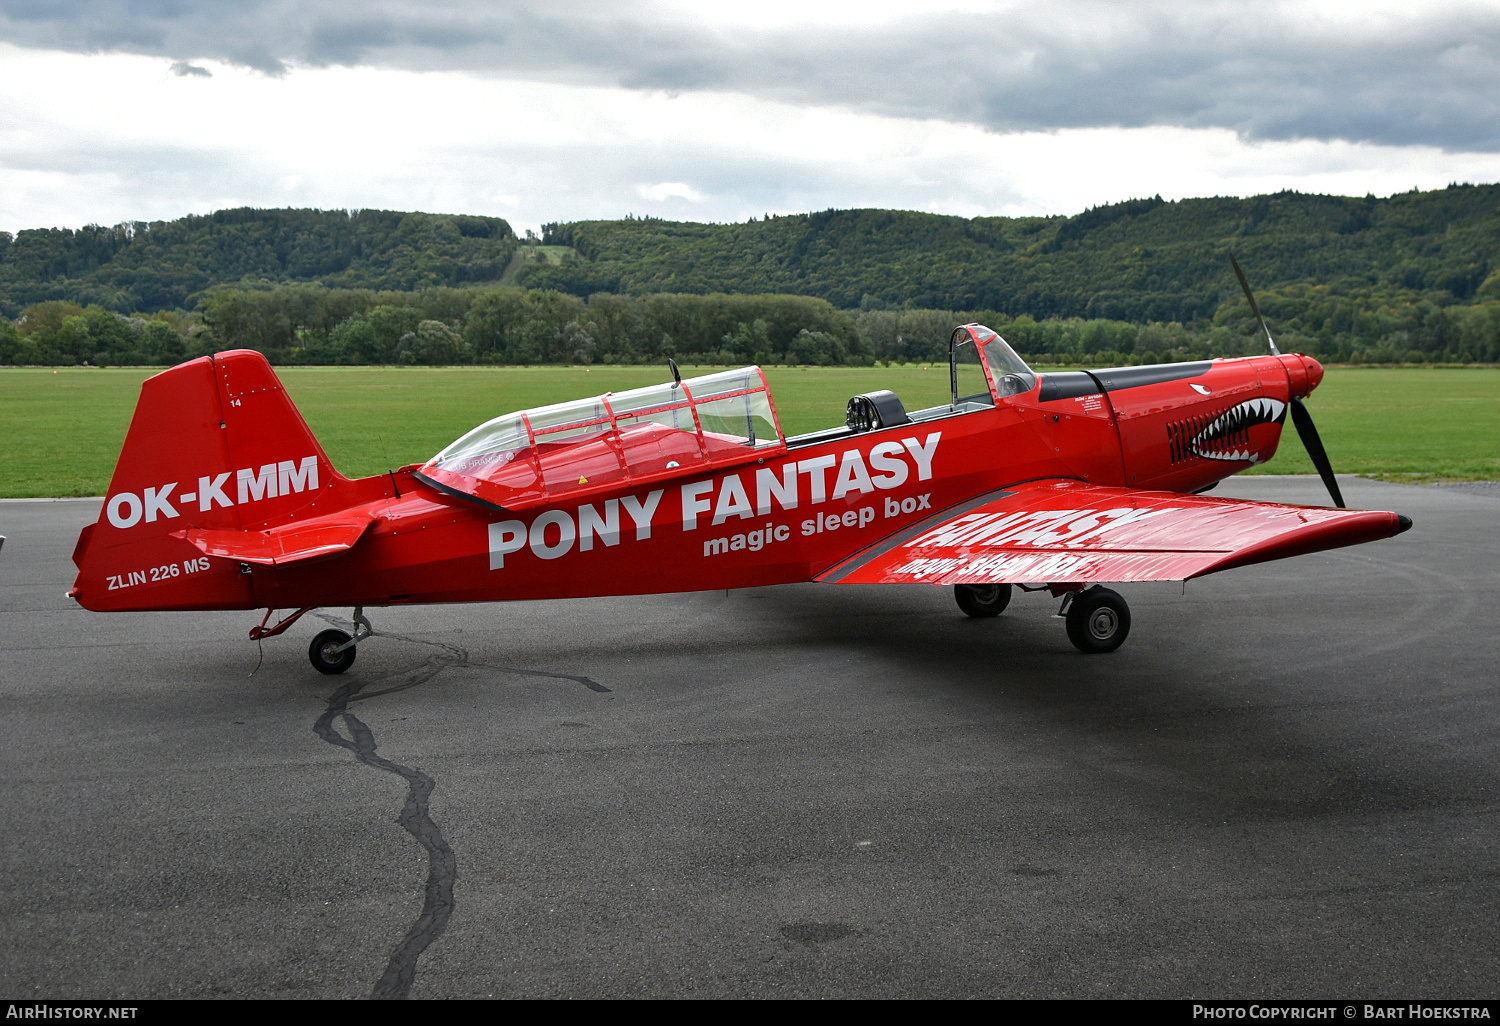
[71,350,352,611]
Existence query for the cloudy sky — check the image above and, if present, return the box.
[3,0,1500,236]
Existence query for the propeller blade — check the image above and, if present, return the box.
[1289,396,1345,508]
[1229,252,1280,356]
[1230,254,1342,507]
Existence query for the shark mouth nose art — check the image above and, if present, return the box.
[1190,397,1287,463]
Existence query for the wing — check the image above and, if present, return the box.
[817,479,1410,587]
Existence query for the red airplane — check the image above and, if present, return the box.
[69,261,1410,671]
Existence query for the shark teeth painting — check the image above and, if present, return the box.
[1189,397,1287,463]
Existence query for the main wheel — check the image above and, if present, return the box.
[309,629,357,675]
[954,583,1013,618]
[1064,587,1131,654]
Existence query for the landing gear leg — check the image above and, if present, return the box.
[1062,586,1131,654]
[308,606,374,675]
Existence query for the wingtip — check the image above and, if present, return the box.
[1397,514,1414,534]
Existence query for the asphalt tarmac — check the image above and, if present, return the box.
[1,477,1496,999]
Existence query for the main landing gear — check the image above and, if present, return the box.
[1059,586,1131,654]
[953,583,1012,617]
[952,582,1132,654]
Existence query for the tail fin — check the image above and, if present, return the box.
[71,350,355,611]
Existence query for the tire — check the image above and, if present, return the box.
[309,629,357,675]
[954,583,1013,618]
[1064,587,1131,654]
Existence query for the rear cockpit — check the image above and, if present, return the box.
[418,367,785,510]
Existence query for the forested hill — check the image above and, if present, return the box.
[525,186,1500,321]
[2,186,1498,326]
[0,208,517,316]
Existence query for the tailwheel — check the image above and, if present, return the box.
[309,629,357,675]
[1064,586,1131,654]
[954,583,1013,618]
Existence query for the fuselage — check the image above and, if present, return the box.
[70,348,1324,614]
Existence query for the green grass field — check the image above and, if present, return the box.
[2,363,1496,496]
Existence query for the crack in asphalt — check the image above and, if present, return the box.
[310,617,609,999]
[315,683,453,1001]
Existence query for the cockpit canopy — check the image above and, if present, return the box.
[419,367,785,510]
[418,327,1032,510]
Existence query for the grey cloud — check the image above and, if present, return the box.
[169,59,210,76]
[3,1,1500,150]
[227,44,289,76]
[304,17,400,66]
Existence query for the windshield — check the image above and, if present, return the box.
[951,324,1036,402]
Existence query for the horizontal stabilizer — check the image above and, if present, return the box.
[175,510,377,566]
[817,479,1409,587]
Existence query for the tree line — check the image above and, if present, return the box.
[6,281,1497,369]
